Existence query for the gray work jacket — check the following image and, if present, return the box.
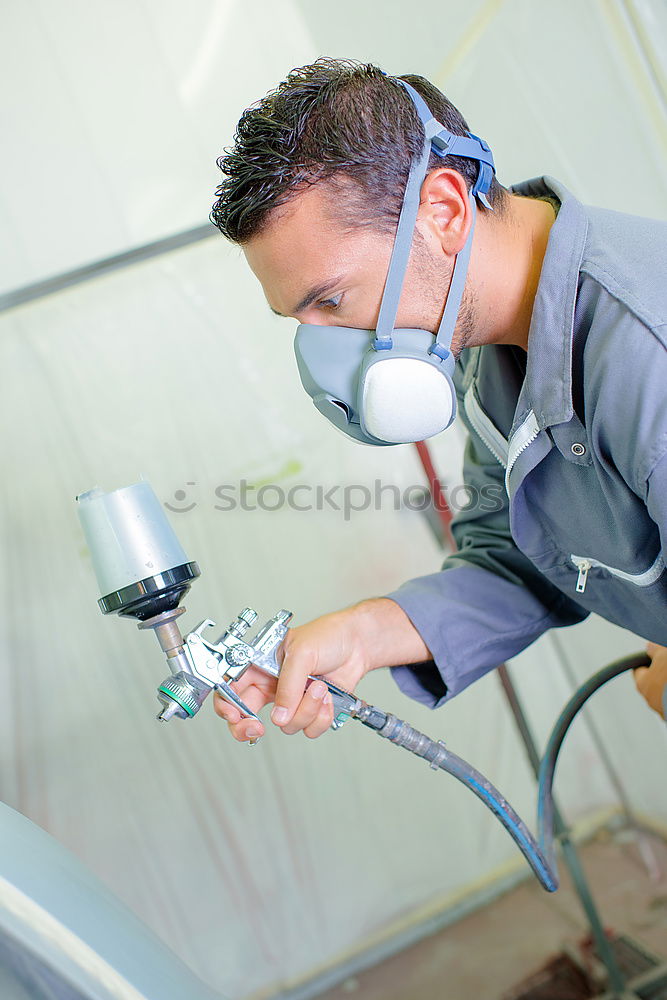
[386,177,667,713]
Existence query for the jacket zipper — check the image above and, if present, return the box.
[571,551,665,594]
[505,410,541,494]
[463,386,508,467]
[463,386,666,597]
[571,556,591,593]
[463,387,541,493]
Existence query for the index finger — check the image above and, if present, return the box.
[213,682,271,741]
[213,665,277,725]
[271,644,318,727]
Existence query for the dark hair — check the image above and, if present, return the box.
[211,58,506,243]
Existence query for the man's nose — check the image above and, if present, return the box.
[296,308,328,326]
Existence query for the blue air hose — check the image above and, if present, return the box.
[353,651,650,891]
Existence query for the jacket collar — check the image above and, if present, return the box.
[509,176,589,433]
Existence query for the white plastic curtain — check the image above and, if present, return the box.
[1,2,666,997]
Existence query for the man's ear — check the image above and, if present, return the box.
[416,168,472,256]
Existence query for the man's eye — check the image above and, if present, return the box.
[317,294,343,311]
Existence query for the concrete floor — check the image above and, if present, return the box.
[315,827,667,1000]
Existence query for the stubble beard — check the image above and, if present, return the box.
[450,281,478,359]
[414,240,478,359]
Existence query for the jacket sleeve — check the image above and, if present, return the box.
[384,403,590,709]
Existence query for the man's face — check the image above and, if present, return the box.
[243,179,466,345]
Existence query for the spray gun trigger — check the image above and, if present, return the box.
[215,679,259,722]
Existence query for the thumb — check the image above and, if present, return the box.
[271,642,317,726]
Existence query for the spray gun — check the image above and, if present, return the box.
[77,482,649,895]
[76,483,365,731]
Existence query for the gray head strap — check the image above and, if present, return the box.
[373,79,489,359]
[431,196,477,360]
[373,128,432,348]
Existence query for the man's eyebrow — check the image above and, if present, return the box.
[269,275,345,318]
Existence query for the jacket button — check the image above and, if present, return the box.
[571,442,586,457]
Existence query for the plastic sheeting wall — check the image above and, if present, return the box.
[1,1,666,997]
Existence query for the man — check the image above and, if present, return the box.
[209,58,667,743]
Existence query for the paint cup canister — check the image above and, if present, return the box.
[77,482,199,617]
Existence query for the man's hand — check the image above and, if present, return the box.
[633,641,667,719]
[213,597,431,742]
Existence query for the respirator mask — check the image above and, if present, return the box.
[293,79,496,446]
